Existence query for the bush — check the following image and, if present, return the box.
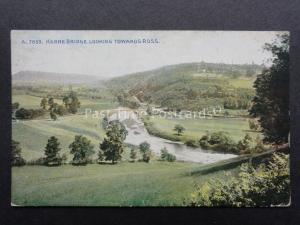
[199,131,238,154]
[185,139,197,147]
[199,135,210,148]
[15,108,46,120]
[130,148,137,162]
[160,147,176,162]
[139,141,152,163]
[188,153,290,207]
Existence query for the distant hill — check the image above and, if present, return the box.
[12,71,102,85]
[105,62,264,90]
[104,62,263,111]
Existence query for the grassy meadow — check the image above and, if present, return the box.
[12,161,239,206]
[144,116,261,143]
[12,94,118,160]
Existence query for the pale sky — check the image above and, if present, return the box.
[11,31,287,78]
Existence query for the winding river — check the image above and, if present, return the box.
[109,108,237,164]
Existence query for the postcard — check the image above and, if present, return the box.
[11,30,290,206]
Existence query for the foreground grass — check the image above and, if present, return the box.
[11,161,239,206]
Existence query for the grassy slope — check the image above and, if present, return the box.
[11,161,239,206]
[12,94,117,160]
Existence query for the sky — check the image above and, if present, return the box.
[11,31,287,78]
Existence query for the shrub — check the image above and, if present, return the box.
[199,135,210,148]
[130,148,137,162]
[160,147,176,162]
[188,153,290,207]
[237,133,253,154]
[15,108,46,120]
[199,131,238,153]
[139,141,152,163]
[185,139,197,147]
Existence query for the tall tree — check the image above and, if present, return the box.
[44,136,62,166]
[48,97,55,110]
[130,148,137,162]
[139,141,151,163]
[100,120,128,164]
[11,140,26,166]
[250,34,289,144]
[69,135,94,165]
[40,98,48,110]
[63,92,81,114]
[50,111,57,121]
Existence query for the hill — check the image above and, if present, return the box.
[105,62,263,111]
[12,71,102,85]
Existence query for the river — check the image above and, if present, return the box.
[109,108,237,164]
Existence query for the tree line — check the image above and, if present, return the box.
[12,91,81,120]
[12,120,176,167]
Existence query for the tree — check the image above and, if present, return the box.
[44,136,62,166]
[102,116,109,130]
[53,104,67,116]
[11,140,26,166]
[48,97,55,110]
[15,108,45,120]
[139,141,151,163]
[15,108,32,119]
[130,148,137,162]
[174,124,185,136]
[40,98,48,110]
[250,34,289,144]
[63,91,81,114]
[100,121,128,164]
[50,111,57,121]
[146,105,153,116]
[188,153,290,207]
[69,135,94,165]
[98,148,104,162]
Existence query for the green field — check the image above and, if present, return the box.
[145,116,261,143]
[12,94,118,160]
[12,114,106,160]
[228,77,256,89]
[12,94,118,112]
[11,161,239,206]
